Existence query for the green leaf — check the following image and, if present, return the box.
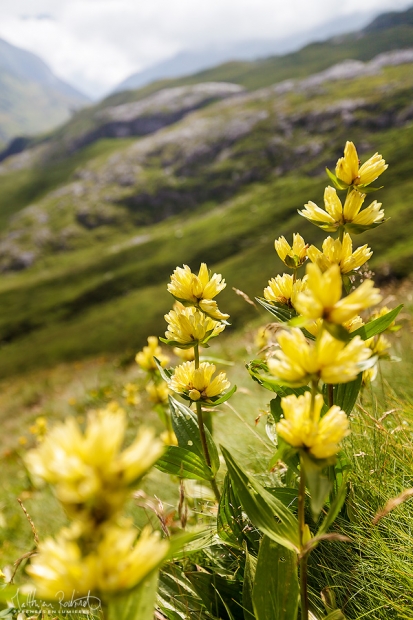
[158,566,209,619]
[159,337,197,349]
[243,549,257,620]
[169,396,220,474]
[186,571,244,620]
[301,454,332,520]
[246,361,309,394]
[255,298,296,322]
[222,447,300,552]
[325,168,349,190]
[252,536,299,620]
[107,570,159,620]
[327,373,362,415]
[207,384,237,406]
[344,220,387,235]
[324,611,346,620]
[317,472,349,535]
[352,305,403,340]
[323,322,351,342]
[154,356,173,382]
[156,445,213,480]
[265,487,299,511]
[217,474,260,550]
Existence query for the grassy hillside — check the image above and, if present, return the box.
[0,26,412,378]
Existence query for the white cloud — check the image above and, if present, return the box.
[0,0,411,98]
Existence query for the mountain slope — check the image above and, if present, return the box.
[0,52,412,377]
[0,37,89,145]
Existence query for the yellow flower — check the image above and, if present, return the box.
[169,361,230,402]
[365,334,391,358]
[122,383,141,406]
[27,525,98,599]
[27,523,169,598]
[25,409,164,518]
[274,234,308,268]
[268,328,372,386]
[29,416,48,440]
[168,263,229,320]
[146,380,169,405]
[95,525,169,593]
[263,274,307,308]
[305,315,364,338]
[294,264,381,325]
[335,141,388,187]
[299,187,385,233]
[164,306,225,348]
[173,346,195,361]
[277,392,350,460]
[308,233,372,274]
[362,366,378,385]
[136,336,170,372]
[160,430,178,446]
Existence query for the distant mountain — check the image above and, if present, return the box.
[365,5,413,31]
[112,11,377,93]
[0,37,89,146]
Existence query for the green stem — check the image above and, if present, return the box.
[328,383,334,408]
[298,460,309,620]
[310,379,318,420]
[194,343,221,502]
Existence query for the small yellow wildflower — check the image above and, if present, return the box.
[305,315,364,338]
[263,274,307,308]
[18,436,27,446]
[136,336,170,372]
[277,392,350,460]
[164,306,225,348]
[173,346,195,361]
[168,263,229,320]
[169,361,230,402]
[335,141,388,187]
[365,334,391,358]
[268,328,372,386]
[274,234,308,268]
[308,233,372,274]
[370,306,398,331]
[29,416,48,440]
[160,430,178,446]
[146,380,169,405]
[122,383,141,406]
[27,523,169,598]
[294,264,381,325]
[299,187,384,233]
[362,366,378,385]
[25,409,164,518]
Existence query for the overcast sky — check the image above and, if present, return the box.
[0,0,411,98]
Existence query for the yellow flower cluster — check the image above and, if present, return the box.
[169,361,230,402]
[299,187,384,233]
[335,141,388,187]
[27,522,169,599]
[277,392,350,460]
[274,234,308,268]
[294,263,381,324]
[308,233,372,274]
[136,336,170,371]
[168,263,229,320]
[25,408,164,519]
[264,274,307,307]
[164,304,225,347]
[261,141,392,462]
[268,328,372,386]
[25,407,169,599]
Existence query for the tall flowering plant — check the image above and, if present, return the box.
[243,141,402,618]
